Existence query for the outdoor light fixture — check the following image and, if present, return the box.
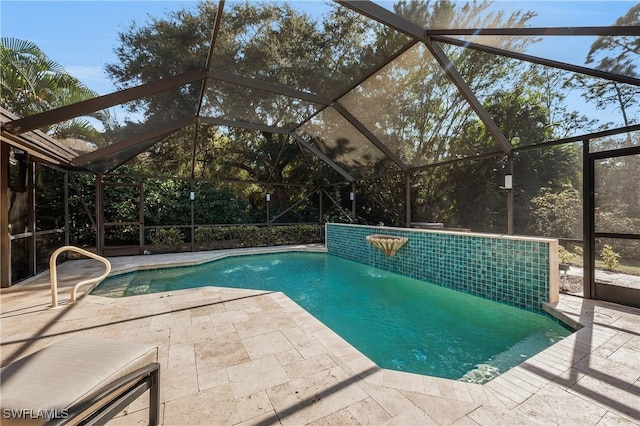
[349,192,355,201]
[504,174,513,190]
[266,193,271,202]
[189,191,195,201]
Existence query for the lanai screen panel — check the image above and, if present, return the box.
[202,80,322,128]
[298,107,401,179]
[590,129,640,152]
[111,124,201,179]
[69,82,201,173]
[339,43,504,167]
[193,125,339,185]
[209,1,412,101]
[105,2,214,87]
[445,43,638,145]
[444,34,639,82]
[411,157,508,233]
[376,1,634,29]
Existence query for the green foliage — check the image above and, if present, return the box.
[194,184,249,225]
[531,185,582,238]
[193,224,322,249]
[1,37,110,142]
[573,4,640,128]
[586,3,639,77]
[600,244,621,271]
[558,246,577,265]
[149,228,185,253]
[35,165,65,230]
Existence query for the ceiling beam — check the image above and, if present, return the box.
[199,116,293,134]
[290,39,419,134]
[425,39,512,153]
[72,116,197,166]
[199,116,355,181]
[85,137,169,175]
[333,102,410,171]
[433,36,640,87]
[426,26,640,37]
[410,150,505,172]
[293,134,355,182]
[1,130,74,166]
[208,69,332,106]
[192,1,226,180]
[107,171,319,187]
[337,1,426,38]
[3,70,207,135]
[338,0,512,154]
[514,123,640,152]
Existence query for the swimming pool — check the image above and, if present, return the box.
[92,252,572,382]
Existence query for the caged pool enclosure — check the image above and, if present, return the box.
[1,0,639,308]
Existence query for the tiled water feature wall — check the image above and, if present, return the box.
[326,223,559,313]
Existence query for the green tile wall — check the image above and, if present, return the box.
[326,223,551,313]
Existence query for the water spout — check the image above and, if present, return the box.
[365,235,408,257]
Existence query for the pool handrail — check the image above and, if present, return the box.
[49,245,111,308]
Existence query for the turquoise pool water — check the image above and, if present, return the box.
[92,252,572,382]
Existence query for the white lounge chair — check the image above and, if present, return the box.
[1,336,160,425]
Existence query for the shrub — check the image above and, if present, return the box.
[193,224,322,250]
[531,185,581,238]
[600,244,621,271]
[558,246,575,264]
[149,228,185,253]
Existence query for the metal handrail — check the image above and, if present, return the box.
[49,246,111,308]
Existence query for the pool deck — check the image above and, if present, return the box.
[1,245,639,425]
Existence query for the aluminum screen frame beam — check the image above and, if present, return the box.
[208,70,332,106]
[2,70,207,135]
[292,134,355,182]
[425,39,512,153]
[199,116,293,134]
[197,117,355,182]
[72,116,197,166]
[433,36,640,87]
[333,102,409,171]
[337,0,512,154]
[190,1,227,180]
[426,26,640,37]
[1,130,76,165]
[290,39,419,133]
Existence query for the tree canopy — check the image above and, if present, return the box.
[1,37,111,142]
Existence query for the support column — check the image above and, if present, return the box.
[139,181,145,254]
[28,156,35,276]
[64,173,70,246]
[405,172,412,227]
[96,175,104,256]
[319,187,323,224]
[507,154,514,235]
[351,182,356,219]
[582,139,594,299]
[266,191,271,247]
[1,143,10,287]
[189,181,194,253]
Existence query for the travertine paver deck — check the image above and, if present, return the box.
[1,245,639,425]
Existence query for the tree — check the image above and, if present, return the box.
[531,185,582,238]
[575,4,640,129]
[106,2,406,214]
[1,37,111,143]
[586,3,640,77]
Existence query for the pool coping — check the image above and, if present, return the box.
[2,245,639,424]
[86,245,617,380]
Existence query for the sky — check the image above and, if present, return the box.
[1,0,636,127]
[2,0,635,93]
